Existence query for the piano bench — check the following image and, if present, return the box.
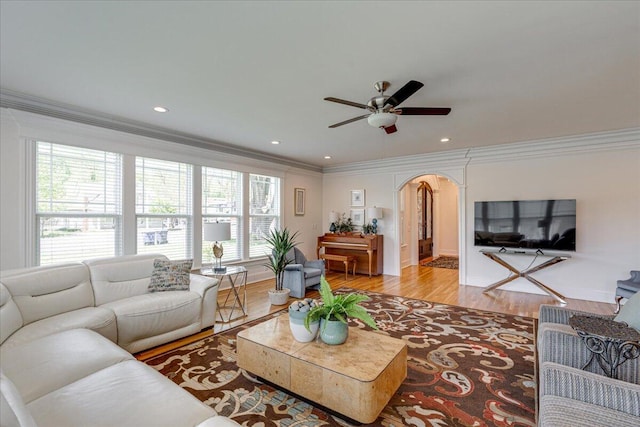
[321,254,357,280]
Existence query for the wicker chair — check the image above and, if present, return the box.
[537,304,640,426]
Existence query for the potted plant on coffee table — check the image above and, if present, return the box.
[264,227,299,305]
[304,276,378,345]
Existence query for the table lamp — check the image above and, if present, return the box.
[204,222,231,273]
[367,207,383,234]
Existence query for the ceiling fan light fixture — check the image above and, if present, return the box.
[367,112,397,129]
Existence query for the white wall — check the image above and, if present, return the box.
[435,176,459,257]
[322,171,400,275]
[0,111,25,270]
[0,109,323,286]
[465,147,640,303]
[323,129,639,303]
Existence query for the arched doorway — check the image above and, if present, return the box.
[398,174,459,269]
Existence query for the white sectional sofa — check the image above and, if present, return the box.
[0,254,240,427]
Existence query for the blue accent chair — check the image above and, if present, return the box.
[615,270,640,314]
[282,247,324,298]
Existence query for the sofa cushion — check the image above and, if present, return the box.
[539,395,640,427]
[101,291,201,350]
[0,307,116,350]
[0,283,23,346]
[1,329,133,403]
[1,371,38,427]
[27,360,217,427]
[0,263,94,325]
[614,290,640,330]
[303,267,322,279]
[148,259,192,292]
[84,253,168,305]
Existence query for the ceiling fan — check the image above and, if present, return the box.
[324,80,451,134]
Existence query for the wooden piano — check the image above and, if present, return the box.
[317,233,383,277]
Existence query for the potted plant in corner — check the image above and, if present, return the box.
[264,227,299,305]
[304,276,378,345]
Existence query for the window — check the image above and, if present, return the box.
[136,157,192,260]
[36,142,122,265]
[202,167,242,265]
[249,173,280,258]
[32,142,282,266]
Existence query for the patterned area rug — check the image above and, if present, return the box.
[145,289,536,426]
[421,255,459,269]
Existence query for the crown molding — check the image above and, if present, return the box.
[323,148,472,176]
[467,128,640,164]
[0,89,322,173]
[323,128,640,174]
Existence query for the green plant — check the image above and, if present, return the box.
[335,214,354,233]
[304,277,378,331]
[264,228,299,291]
[361,223,374,234]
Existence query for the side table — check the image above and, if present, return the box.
[569,315,640,379]
[200,265,248,323]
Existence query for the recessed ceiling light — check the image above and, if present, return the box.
[324,156,331,159]
[153,106,168,113]
[440,137,451,143]
[271,140,281,145]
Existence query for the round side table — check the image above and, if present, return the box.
[569,315,640,379]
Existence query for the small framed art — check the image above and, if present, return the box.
[294,188,305,216]
[350,208,365,226]
[350,189,365,207]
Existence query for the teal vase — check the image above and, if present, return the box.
[320,318,348,345]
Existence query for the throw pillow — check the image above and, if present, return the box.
[614,291,640,331]
[148,259,192,292]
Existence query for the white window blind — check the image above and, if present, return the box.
[136,157,192,260]
[249,173,280,258]
[202,167,242,265]
[36,142,122,265]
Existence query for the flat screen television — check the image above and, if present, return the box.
[474,199,576,252]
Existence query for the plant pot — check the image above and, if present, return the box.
[268,288,291,305]
[319,318,349,345]
[288,309,319,342]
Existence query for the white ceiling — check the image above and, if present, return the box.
[1,1,639,170]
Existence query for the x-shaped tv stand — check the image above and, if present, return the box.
[480,249,570,305]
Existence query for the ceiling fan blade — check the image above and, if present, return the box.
[396,107,451,115]
[384,80,424,107]
[384,124,398,134]
[324,97,369,110]
[328,114,370,128]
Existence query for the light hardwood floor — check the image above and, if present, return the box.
[136,264,616,360]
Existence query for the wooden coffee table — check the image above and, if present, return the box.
[237,314,407,424]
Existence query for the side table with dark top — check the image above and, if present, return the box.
[569,315,640,379]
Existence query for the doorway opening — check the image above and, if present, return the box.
[398,174,459,269]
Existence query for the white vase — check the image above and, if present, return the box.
[268,288,291,305]
[288,309,319,342]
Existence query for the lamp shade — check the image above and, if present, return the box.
[367,112,397,129]
[328,211,339,223]
[203,222,231,242]
[367,207,383,220]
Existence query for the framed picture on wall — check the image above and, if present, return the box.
[350,208,365,226]
[294,188,305,216]
[350,189,365,207]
